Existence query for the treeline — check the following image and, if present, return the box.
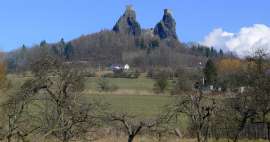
[4,30,225,73]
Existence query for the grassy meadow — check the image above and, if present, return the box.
[6,74,173,116]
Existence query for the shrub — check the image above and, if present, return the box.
[171,68,198,95]
[102,70,140,79]
[97,77,118,92]
[147,68,175,80]
[82,71,96,77]
[153,71,169,94]
[171,77,193,95]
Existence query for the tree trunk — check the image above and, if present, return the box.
[7,134,12,142]
[196,131,201,142]
[233,134,239,142]
[17,131,28,142]
[157,133,162,142]
[233,117,248,142]
[203,126,209,142]
[62,138,69,142]
[267,123,270,142]
[62,130,69,142]
[128,134,135,142]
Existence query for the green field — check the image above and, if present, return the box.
[85,77,155,91]
[6,74,173,116]
[8,74,174,95]
[84,77,174,116]
[88,94,172,116]
[84,77,174,96]
[5,74,189,130]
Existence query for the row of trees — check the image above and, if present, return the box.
[4,30,226,73]
[190,44,224,58]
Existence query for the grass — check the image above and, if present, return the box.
[84,77,156,96]
[84,77,174,95]
[6,74,174,116]
[7,74,174,95]
[88,94,172,116]
[20,135,270,142]
[86,94,189,131]
[5,74,186,124]
[7,74,32,89]
[85,77,155,91]
[94,137,270,142]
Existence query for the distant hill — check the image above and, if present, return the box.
[4,6,227,73]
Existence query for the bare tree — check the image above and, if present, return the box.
[225,93,256,142]
[1,56,106,142]
[106,112,169,142]
[172,91,217,142]
[0,78,46,142]
[29,56,107,142]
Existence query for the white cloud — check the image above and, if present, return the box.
[201,24,270,57]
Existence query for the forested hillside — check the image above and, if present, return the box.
[3,6,228,73]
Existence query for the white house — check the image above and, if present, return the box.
[239,86,245,94]
[124,64,130,70]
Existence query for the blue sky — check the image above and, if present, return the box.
[0,0,269,51]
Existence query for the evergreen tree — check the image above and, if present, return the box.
[59,38,66,57]
[64,42,74,60]
[60,38,65,45]
[203,59,217,85]
[219,49,224,56]
[210,47,218,57]
[205,48,210,57]
[40,40,47,47]
[39,40,51,56]
[18,45,27,60]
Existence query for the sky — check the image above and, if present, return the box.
[0,0,270,56]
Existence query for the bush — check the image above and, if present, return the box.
[171,77,193,95]
[102,73,115,78]
[102,70,140,79]
[97,77,118,92]
[171,68,198,95]
[153,71,169,94]
[82,71,96,77]
[125,70,140,78]
[147,68,175,80]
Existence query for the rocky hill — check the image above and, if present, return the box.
[154,9,178,40]
[113,5,141,36]
[113,6,178,40]
[4,6,226,73]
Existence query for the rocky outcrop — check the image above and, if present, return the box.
[142,28,154,37]
[154,9,177,40]
[113,5,141,36]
